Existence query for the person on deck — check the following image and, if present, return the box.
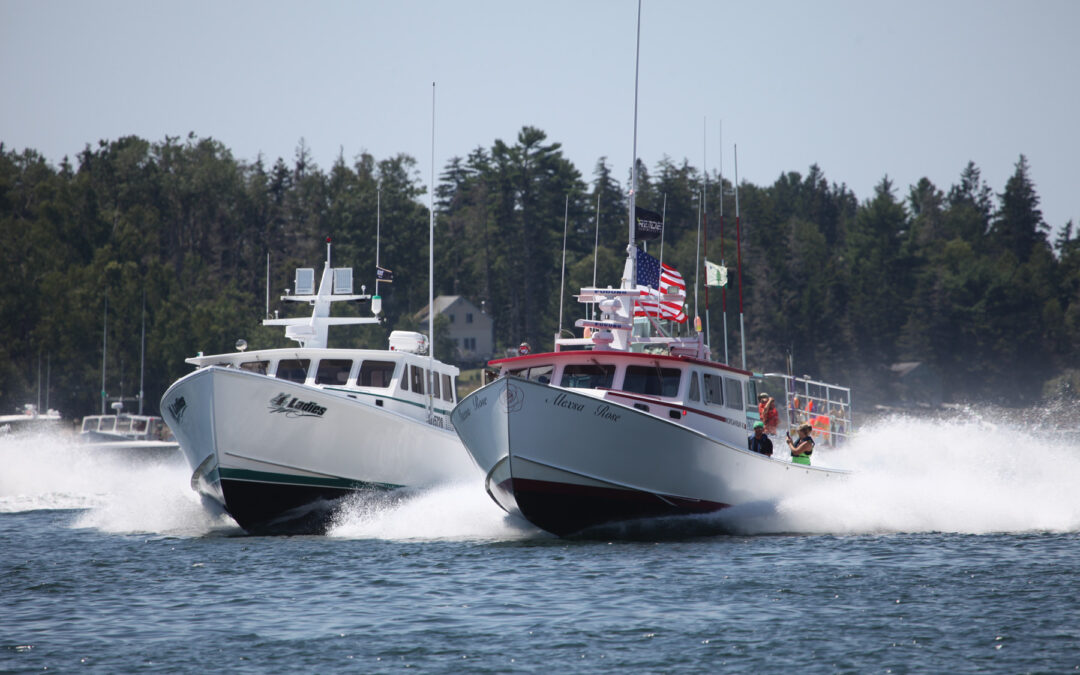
[786,423,815,466]
[758,393,779,434]
[748,421,773,456]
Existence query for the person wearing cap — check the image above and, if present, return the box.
[748,421,773,456]
[758,392,779,434]
[786,423,815,465]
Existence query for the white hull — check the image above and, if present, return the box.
[451,377,846,536]
[162,366,477,531]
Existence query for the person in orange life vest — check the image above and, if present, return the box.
[757,393,779,434]
[786,423,815,465]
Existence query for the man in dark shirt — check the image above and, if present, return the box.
[748,421,773,456]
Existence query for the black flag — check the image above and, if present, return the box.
[634,206,663,241]
[376,266,393,283]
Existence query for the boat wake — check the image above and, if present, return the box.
[710,411,1080,536]
[5,409,1078,540]
[326,480,537,542]
[0,432,237,536]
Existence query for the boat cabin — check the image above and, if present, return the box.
[490,350,751,442]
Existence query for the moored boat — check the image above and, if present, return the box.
[78,402,179,457]
[160,240,477,533]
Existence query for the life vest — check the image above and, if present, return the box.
[810,415,830,441]
[791,436,814,465]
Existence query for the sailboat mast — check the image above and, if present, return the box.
[735,144,746,370]
[627,0,642,289]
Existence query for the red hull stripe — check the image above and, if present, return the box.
[489,349,752,376]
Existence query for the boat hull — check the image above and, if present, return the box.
[161,366,477,532]
[451,377,846,536]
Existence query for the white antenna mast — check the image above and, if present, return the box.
[627,0,642,289]
[139,290,145,415]
[428,81,436,420]
[375,185,381,297]
[557,193,569,345]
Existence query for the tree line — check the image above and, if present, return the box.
[1,128,1077,419]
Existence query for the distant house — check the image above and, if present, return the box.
[415,295,494,364]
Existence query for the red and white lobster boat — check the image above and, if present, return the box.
[450,259,850,536]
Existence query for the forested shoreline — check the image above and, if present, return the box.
[2,129,1077,418]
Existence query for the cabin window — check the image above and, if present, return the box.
[276,359,310,383]
[81,418,98,433]
[240,360,269,375]
[623,365,681,397]
[358,360,396,388]
[315,359,353,385]
[689,372,701,402]
[442,374,454,402]
[99,417,117,432]
[430,371,441,400]
[561,364,615,389]
[703,374,723,406]
[510,364,553,384]
[724,377,744,410]
[410,364,425,395]
[132,418,148,433]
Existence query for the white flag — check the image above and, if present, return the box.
[705,260,727,287]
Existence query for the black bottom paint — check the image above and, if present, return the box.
[220,479,356,535]
[507,478,729,537]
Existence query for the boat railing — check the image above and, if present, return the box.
[750,373,854,447]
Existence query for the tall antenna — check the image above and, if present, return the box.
[703,118,711,350]
[735,143,746,370]
[265,252,270,319]
[719,120,728,365]
[101,293,108,415]
[375,185,381,297]
[428,81,436,419]
[627,0,642,289]
[139,289,146,415]
[557,194,569,345]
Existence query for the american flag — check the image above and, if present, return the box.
[635,248,687,323]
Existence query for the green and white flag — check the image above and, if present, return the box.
[705,260,727,287]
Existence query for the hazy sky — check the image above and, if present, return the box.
[3,0,1077,233]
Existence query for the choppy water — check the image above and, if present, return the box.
[2,415,1079,673]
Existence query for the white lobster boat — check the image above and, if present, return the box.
[450,256,851,537]
[161,242,477,532]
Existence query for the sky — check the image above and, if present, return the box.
[2,0,1078,234]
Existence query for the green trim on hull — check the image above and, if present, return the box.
[218,467,403,491]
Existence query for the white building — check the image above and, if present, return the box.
[415,295,494,364]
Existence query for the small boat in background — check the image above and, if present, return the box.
[0,404,64,436]
[78,401,179,457]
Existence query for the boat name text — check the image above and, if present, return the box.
[268,393,327,418]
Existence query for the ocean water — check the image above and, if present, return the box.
[2,415,1080,673]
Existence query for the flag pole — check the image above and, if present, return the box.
[735,143,746,370]
[694,188,701,327]
[659,192,668,332]
[557,193,569,347]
